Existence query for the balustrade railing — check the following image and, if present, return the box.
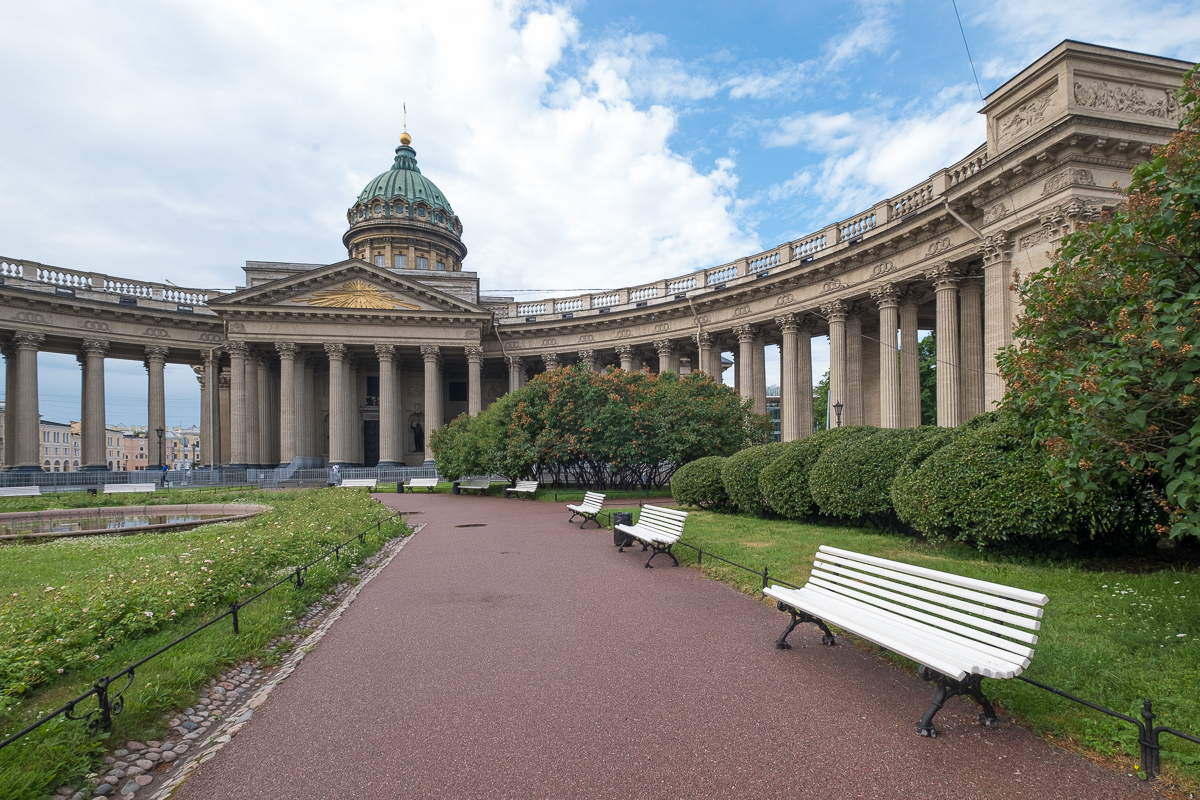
[839,211,877,241]
[592,292,620,308]
[748,252,779,273]
[629,286,658,302]
[517,302,546,316]
[666,277,696,293]
[0,256,221,308]
[706,265,737,284]
[1,260,25,279]
[891,183,935,218]
[793,233,827,260]
[554,298,583,313]
[949,148,987,186]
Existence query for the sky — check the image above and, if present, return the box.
[1,0,1197,428]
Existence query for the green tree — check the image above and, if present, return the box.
[998,65,1200,540]
[918,334,937,425]
[813,370,829,432]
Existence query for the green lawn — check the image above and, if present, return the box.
[634,507,1200,787]
[0,487,407,800]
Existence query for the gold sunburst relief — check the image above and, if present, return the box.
[293,280,421,310]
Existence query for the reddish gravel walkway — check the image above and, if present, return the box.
[172,494,1162,799]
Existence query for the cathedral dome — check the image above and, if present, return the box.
[346,137,461,237]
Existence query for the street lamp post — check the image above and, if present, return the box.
[155,427,165,472]
[832,401,844,428]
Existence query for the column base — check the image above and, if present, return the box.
[422,459,436,467]
[227,463,250,470]
[80,465,111,472]
[10,465,46,472]
[375,460,400,468]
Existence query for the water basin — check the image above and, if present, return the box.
[0,504,267,543]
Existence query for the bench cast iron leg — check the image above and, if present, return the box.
[916,668,998,737]
[579,512,599,529]
[774,604,836,649]
[643,542,679,568]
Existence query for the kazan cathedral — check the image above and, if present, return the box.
[0,41,1191,472]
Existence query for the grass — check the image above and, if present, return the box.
[646,507,1200,789]
[0,487,408,799]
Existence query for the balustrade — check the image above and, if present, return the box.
[554,298,583,313]
[891,183,935,218]
[516,302,546,316]
[592,292,620,308]
[839,211,877,241]
[793,233,827,260]
[949,150,987,186]
[36,268,92,289]
[707,265,737,284]
[748,252,779,273]
[629,286,658,302]
[666,277,696,293]
[0,261,24,279]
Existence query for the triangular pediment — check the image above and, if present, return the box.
[210,260,487,317]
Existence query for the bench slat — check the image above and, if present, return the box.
[815,553,1046,621]
[811,565,1041,638]
[807,576,1036,659]
[818,546,1049,608]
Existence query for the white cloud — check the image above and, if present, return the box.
[760,87,985,219]
[0,0,757,296]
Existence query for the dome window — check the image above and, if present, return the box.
[393,201,405,214]
[416,256,428,270]
[374,255,385,267]
[435,212,444,223]
[373,203,383,214]
[436,260,446,271]
[417,207,426,218]
[394,254,407,268]
[357,208,365,220]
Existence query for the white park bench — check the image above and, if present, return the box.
[614,505,689,568]
[338,478,378,488]
[404,478,439,493]
[104,483,157,494]
[457,477,492,496]
[503,480,538,500]
[764,545,1050,737]
[0,486,41,497]
[566,491,606,528]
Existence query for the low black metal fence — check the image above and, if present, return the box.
[621,506,1199,782]
[0,513,404,752]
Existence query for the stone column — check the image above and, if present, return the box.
[577,349,597,373]
[616,345,635,372]
[325,343,348,465]
[11,332,44,470]
[653,339,676,374]
[959,274,985,421]
[845,308,863,426]
[734,325,755,405]
[752,331,767,415]
[144,345,168,469]
[981,234,1013,408]
[541,353,560,371]
[507,355,524,392]
[797,320,814,437]
[822,302,847,428]
[871,285,901,429]
[2,343,15,469]
[241,350,259,467]
[345,356,360,466]
[256,356,272,468]
[202,350,221,466]
[421,345,440,464]
[226,343,249,467]
[276,343,298,465]
[696,332,714,377]
[78,339,109,471]
[218,371,231,466]
[899,292,921,427]
[776,315,801,442]
[466,346,483,416]
[374,345,398,466]
[296,354,312,459]
[193,366,208,467]
[928,264,962,428]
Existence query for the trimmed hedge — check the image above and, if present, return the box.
[809,426,941,525]
[892,416,1080,547]
[721,442,788,516]
[671,456,730,509]
[758,429,848,519]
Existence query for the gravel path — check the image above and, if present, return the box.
[169,494,1162,799]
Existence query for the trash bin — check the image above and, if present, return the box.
[611,511,634,548]
[451,481,461,496]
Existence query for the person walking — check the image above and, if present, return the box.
[329,463,340,487]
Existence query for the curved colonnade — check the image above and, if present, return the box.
[0,43,1190,472]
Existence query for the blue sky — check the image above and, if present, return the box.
[1,0,1197,428]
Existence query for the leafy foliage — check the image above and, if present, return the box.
[670,456,730,509]
[998,65,1200,540]
[432,364,772,488]
[759,428,856,519]
[808,427,940,526]
[720,441,787,516]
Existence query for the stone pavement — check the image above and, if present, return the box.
[168,493,1162,799]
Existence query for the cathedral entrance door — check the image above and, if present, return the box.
[363,420,380,467]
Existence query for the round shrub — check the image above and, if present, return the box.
[671,456,730,509]
[758,430,844,519]
[894,416,1080,548]
[808,426,941,524]
[721,442,788,516]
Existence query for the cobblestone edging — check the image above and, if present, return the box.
[48,524,422,800]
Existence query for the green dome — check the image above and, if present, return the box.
[356,144,454,214]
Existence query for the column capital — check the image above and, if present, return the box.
[324,342,347,361]
[653,339,675,356]
[275,341,299,358]
[374,343,396,361]
[869,283,901,309]
[926,262,962,290]
[420,344,441,361]
[203,347,223,364]
[81,339,110,357]
[506,354,524,369]
[577,348,596,366]
[733,324,756,342]
[821,300,847,322]
[464,346,484,363]
[226,341,250,358]
[958,274,984,296]
[541,353,560,370]
[980,232,1013,266]
[13,331,45,350]
[775,313,798,333]
[696,331,713,348]
[144,344,169,361]
[192,364,205,388]
[218,372,231,389]
[614,344,634,358]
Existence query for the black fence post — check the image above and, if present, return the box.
[94,676,113,733]
[230,601,240,636]
[1141,700,1161,779]
[762,566,769,592]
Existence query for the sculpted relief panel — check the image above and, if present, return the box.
[998,82,1057,145]
[1073,79,1183,121]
